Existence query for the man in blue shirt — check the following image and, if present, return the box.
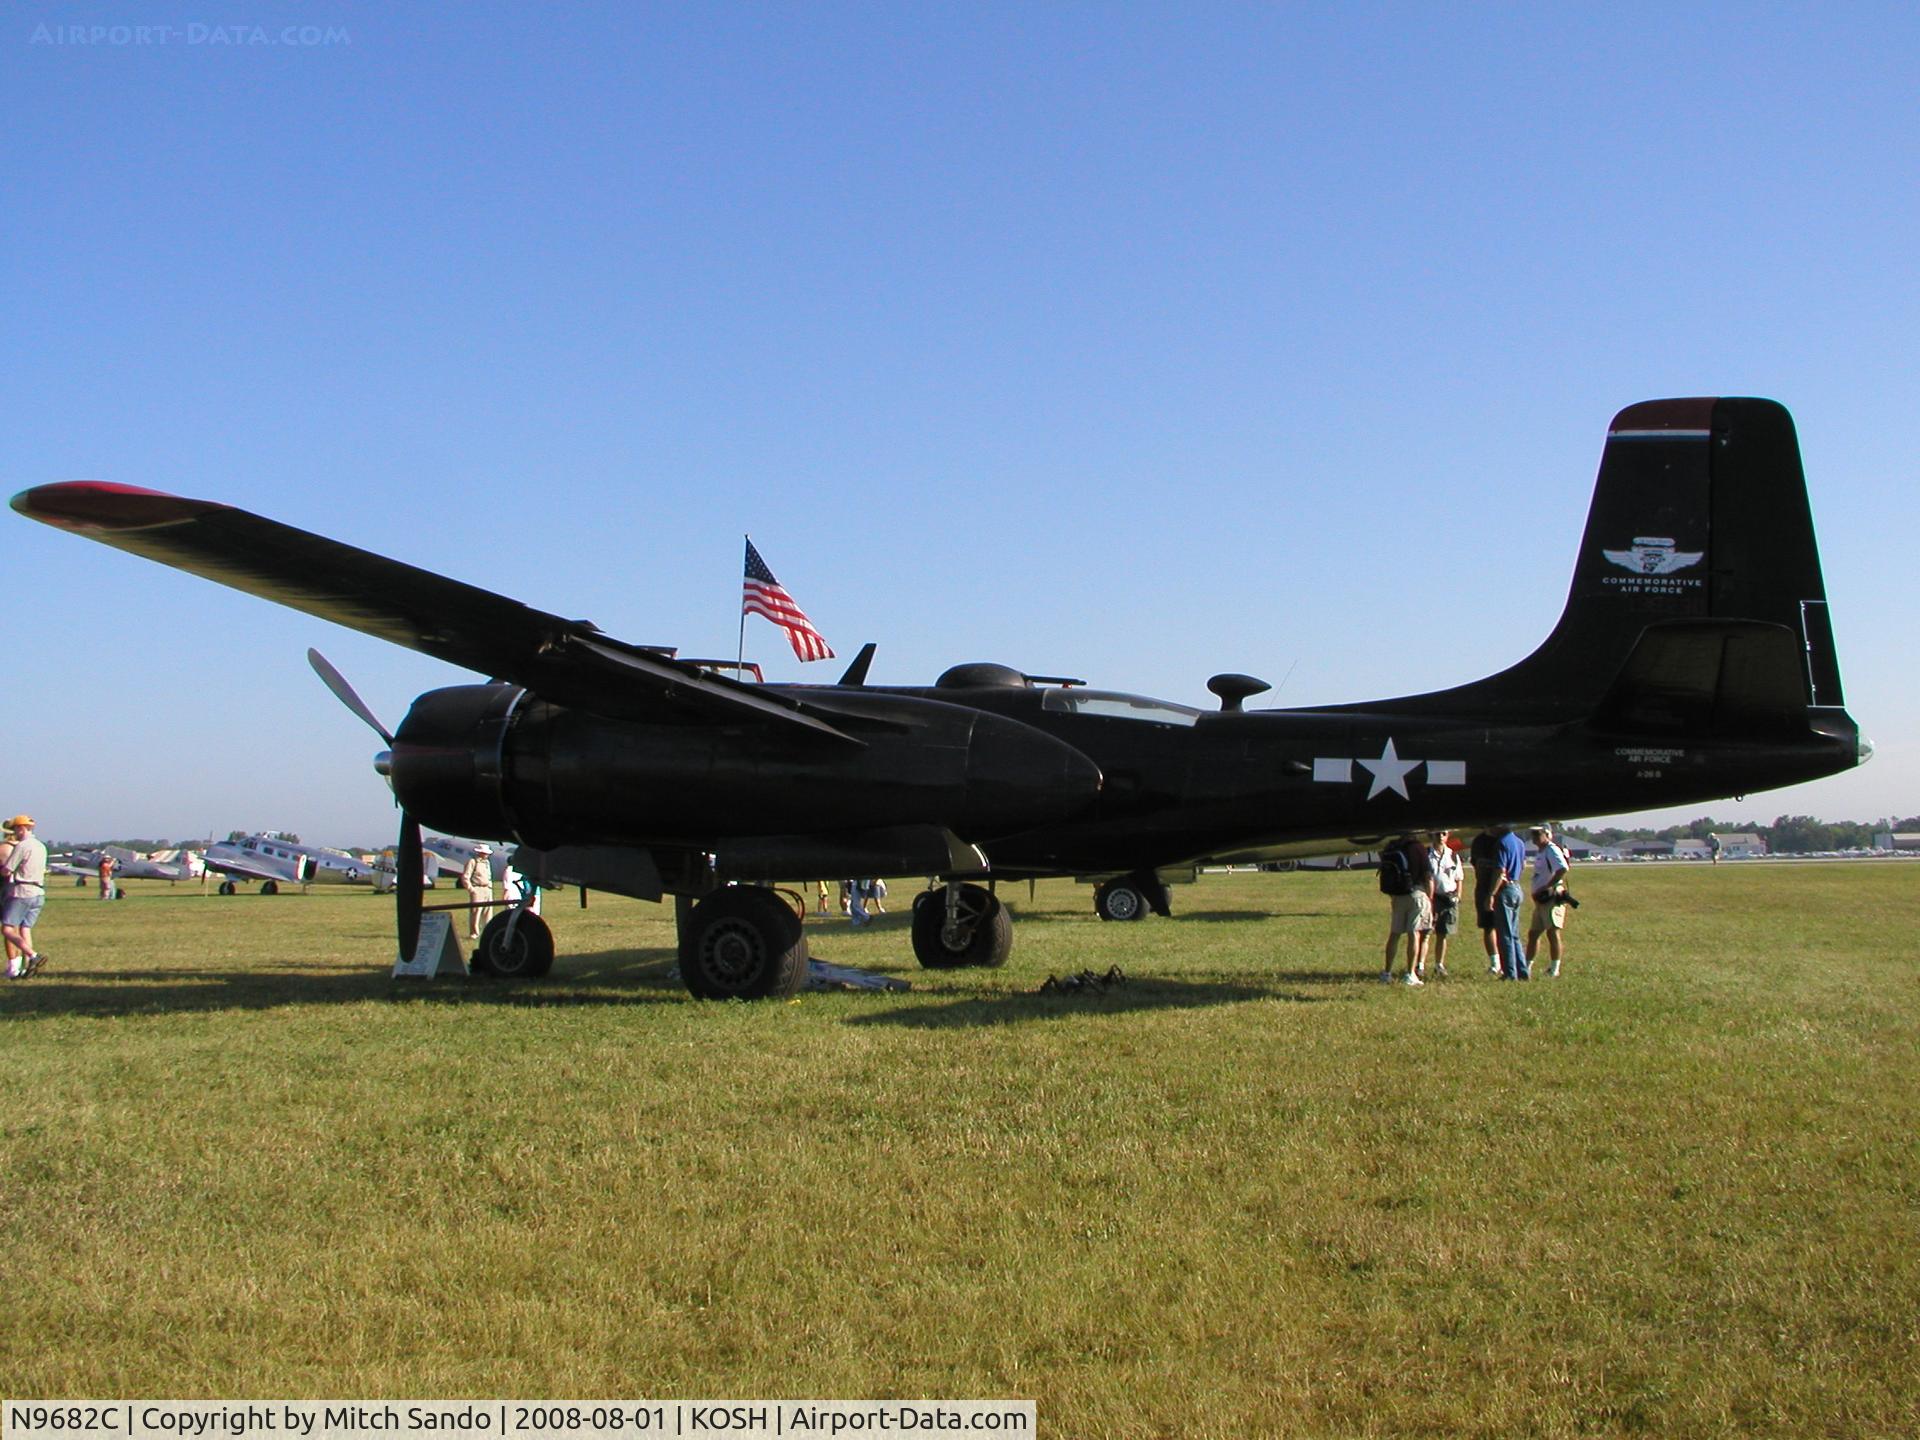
[1490,824,1529,980]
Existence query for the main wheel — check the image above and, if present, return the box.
[218,880,236,896]
[261,880,279,896]
[475,910,555,979]
[680,887,809,1000]
[1095,879,1148,922]
[911,884,1013,968]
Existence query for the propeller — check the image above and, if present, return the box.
[307,648,421,958]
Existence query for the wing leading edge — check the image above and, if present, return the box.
[11,482,857,741]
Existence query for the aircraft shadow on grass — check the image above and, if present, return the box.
[0,943,1369,1022]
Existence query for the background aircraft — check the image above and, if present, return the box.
[50,845,206,889]
[201,833,372,895]
[14,398,1866,997]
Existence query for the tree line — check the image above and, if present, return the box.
[1562,815,1920,854]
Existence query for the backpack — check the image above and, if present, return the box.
[1377,843,1414,896]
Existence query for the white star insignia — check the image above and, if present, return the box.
[1356,738,1420,800]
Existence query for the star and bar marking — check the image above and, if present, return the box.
[1313,738,1467,800]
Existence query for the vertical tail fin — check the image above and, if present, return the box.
[1397,398,1847,727]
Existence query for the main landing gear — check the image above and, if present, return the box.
[910,881,1012,969]
[1093,872,1172,922]
[676,886,809,1001]
[474,906,555,979]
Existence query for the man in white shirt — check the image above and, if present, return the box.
[1526,825,1572,978]
[2,814,51,977]
[1425,829,1463,979]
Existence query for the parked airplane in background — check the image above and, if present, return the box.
[50,846,207,887]
[201,833,372,895]
[15,398,1868,997]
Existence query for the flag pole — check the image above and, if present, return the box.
[736,534,749,676]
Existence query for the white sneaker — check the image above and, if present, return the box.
[1436,963,1448,979]
[1550,961,1561,977]
[1488,960,1500,975]
[1404,972,1424,987]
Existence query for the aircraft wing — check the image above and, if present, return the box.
[11,483,858,741]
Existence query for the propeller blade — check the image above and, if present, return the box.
[396,813,423,960]
[308,648,394,745]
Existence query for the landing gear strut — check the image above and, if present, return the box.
[678,886,809,1000]
[911,881,1012,968]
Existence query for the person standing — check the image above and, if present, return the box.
[1379,832,1433,986]
[1426,829,1462,979]
[1469,827,1502,974]
[98,851,118,901]
[0,827,16,973]
[2,815,51,977]
[461,844,495,940]
[1490,824,1528,980]
[1526,825,1572,977]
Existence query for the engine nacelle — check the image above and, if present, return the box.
[389,684,1103,854]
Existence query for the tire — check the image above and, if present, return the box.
[680,887,809,1000]
[476,910,555,979]
[911,883,1013,968]
[1095,880,1147,922]
[218,880,236,896]
[261,880,279,896]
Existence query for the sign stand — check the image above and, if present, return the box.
[393,911,469,978]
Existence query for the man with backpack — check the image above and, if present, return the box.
[1378,832,1433,986]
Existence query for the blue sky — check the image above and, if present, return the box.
[6,2,1916,846]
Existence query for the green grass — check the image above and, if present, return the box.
[3,864,1917,1437]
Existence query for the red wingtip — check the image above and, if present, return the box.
[10,481,225,532]
[1608,398,1719,434]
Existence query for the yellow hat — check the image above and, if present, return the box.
[6,815,34,828]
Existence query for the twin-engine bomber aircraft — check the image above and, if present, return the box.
[13,398,1868,999]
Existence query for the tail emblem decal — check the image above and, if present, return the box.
[1603,536,1705,576]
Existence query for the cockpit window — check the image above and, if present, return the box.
[1041,689,1201,727]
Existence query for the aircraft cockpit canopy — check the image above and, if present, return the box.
[1041,689,1201,727]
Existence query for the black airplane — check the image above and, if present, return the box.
[13,397,1867,999]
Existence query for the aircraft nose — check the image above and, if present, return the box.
[1857,733,1875,766]
[962,712,1103,829]
[374,749,393,777]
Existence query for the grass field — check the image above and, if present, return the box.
[3,863,1916,1437]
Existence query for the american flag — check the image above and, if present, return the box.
[742,538,835,662]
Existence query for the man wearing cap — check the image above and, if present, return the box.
[2,815,50,977]
[461,844,495,940]
[1526,825,1573,978]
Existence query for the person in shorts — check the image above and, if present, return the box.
[1469,827,1502,973]
[1380,833,1433,986]
[1426,829,1463,978]
[1526,825,1572,977]
[2,815,50,977]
